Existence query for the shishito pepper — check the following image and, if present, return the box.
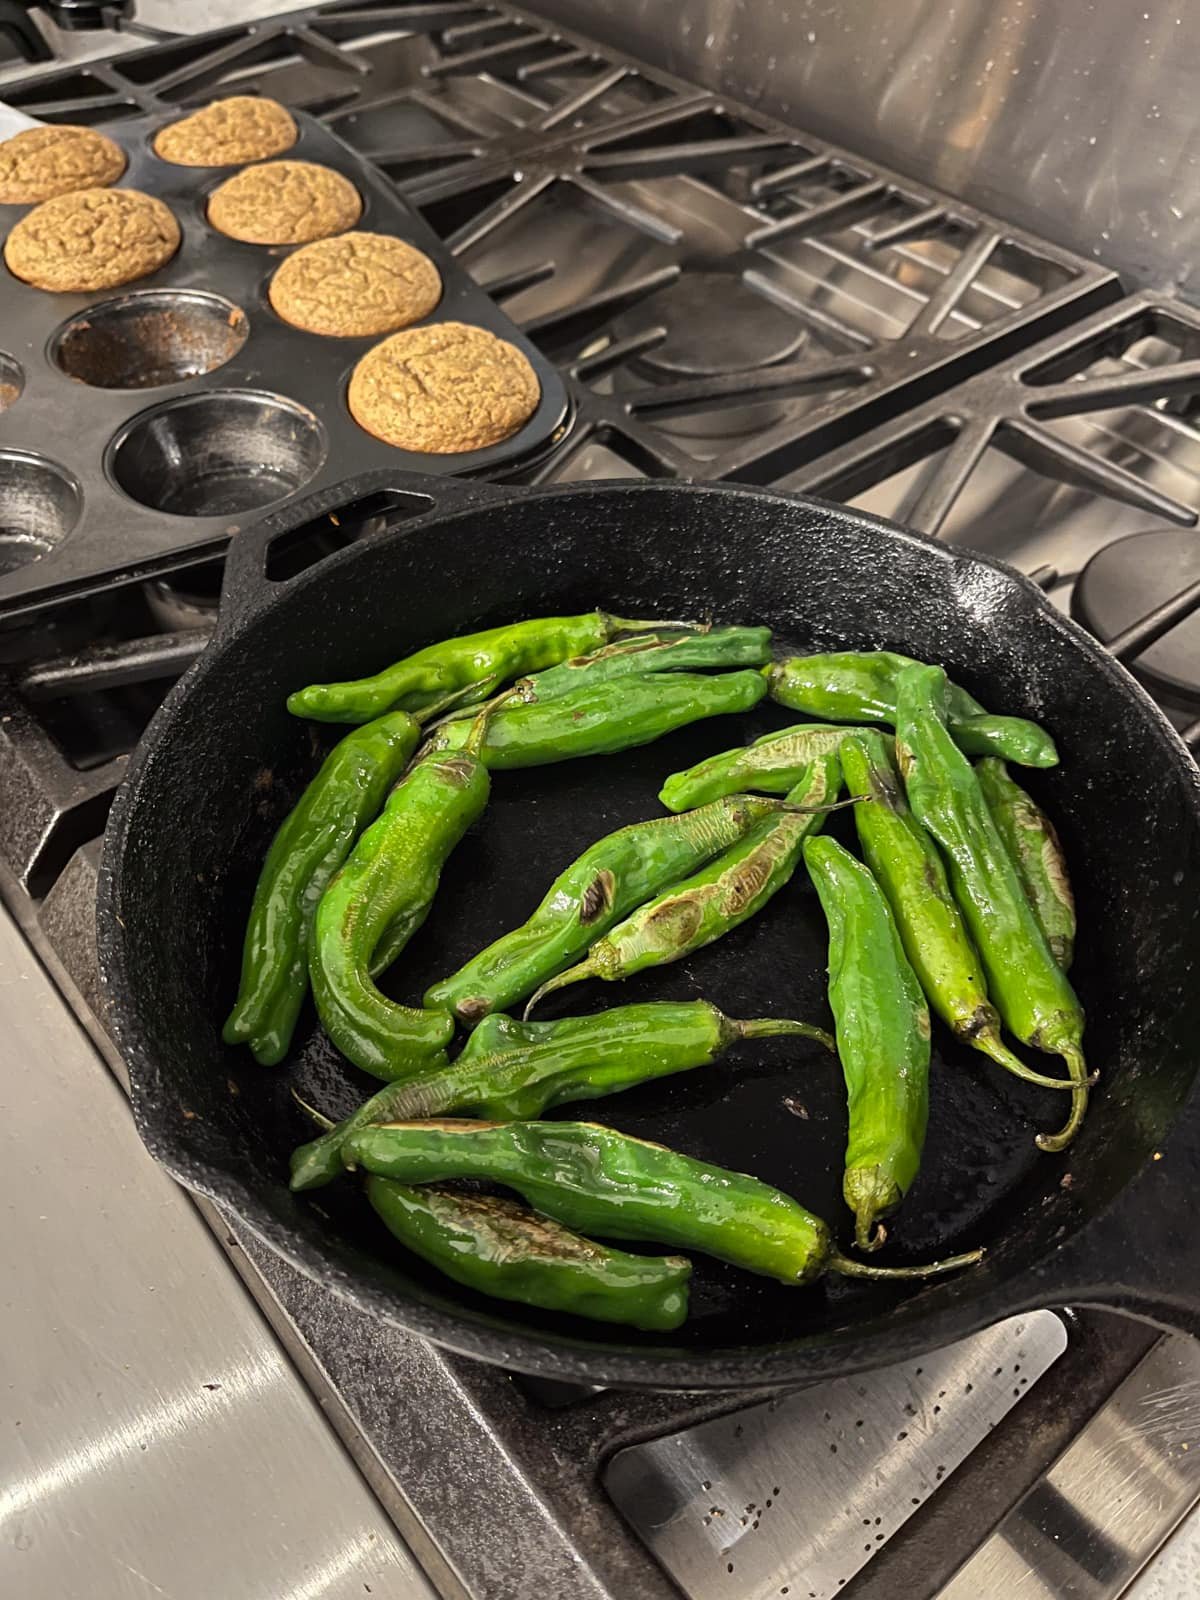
[804,834,930,1251]
[223,710,420,1065]
[425,794,798,1024]
[287,610,696,723]
[366,1178,692,1332]
[440,625,773,719]
[343,1120,983,1286]
[768,652,1058,769]
[895,665,1088,1152]
[838,731,1074,1095]
[290,999,833,1190]
[526,752,844,1012]
[425,670,768,769]
[659,723,859,812]
[976,757,1076,969]
[309,706,496,1080]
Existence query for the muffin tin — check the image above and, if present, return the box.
[0,108,570,620]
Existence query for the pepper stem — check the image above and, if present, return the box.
[736,1018,835,1053]
[1034,1047,1091,1153]
[829,1246,984,1279]
[523,961,593,1017]
[291,1088,336,1131]
[976,1028,1083,1093]
[414,673,503,726]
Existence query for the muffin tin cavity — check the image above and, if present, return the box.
[108,391,326,518]
[51,291,249,389]
[0,352,24,411]
[0,450,81,572]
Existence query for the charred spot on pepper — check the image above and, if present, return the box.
[579,868,616,925]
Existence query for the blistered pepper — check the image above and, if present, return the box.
[659,723,858,812]
[768,652,1058,768]
[426,670,768,769]
[804,834,930,1250]
[366,1178,692,1332]
[343,1120,983,1286]
[895,665,1088,1151]
[287,610,693,723]
[976,757,1075,969]
[309,708,495,1080]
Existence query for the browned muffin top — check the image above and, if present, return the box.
[153,96,298,167]
[268,231,441,337]
[348,321,540,454]
[4,187,181,293]
[0,125,126,205]
[207,160,362,246]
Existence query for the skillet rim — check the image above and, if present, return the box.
[96,477,1200,1388]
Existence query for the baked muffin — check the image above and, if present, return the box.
[348,321,540,453]
[153,95,298,167]
[207,160,361,245]
[0,125,125,204]
[4,188,180,292]
[268,231,441,337]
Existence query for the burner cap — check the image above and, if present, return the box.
[1073,527,1200,707]
[613,272,805,378]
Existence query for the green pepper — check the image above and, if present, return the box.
[768,652,1059,769]
[839,732,1073,1095]
[343,1120,983,1286]
[803,834,930,1251]
[441,626,773,719]
[309,708,496,1081]
[976,758,1075,969]
[659,723,860,812]
[426,670,768,769]
[366,1178,692,1332]
[424,794,797,1024]
[527,753,843,1011]
[287,610,693,723]
[894,665,1088,1151]
[223,710,420,1065]
[290,999,832,1190]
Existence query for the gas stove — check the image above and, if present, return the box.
[1,5,1199,1599]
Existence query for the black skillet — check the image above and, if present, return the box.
[97,473,1200,1390]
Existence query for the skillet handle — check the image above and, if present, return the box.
[216,468,518,639]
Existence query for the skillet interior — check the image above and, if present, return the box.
[100,481,1200,1383]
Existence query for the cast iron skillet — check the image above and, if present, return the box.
[98,473,1200,1390]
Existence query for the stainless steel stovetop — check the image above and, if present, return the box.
[1,4,1199,1598]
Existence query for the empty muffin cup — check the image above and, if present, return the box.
[51,291,249,390]
[108,391,326,517]
[0,451,81,573]
[0,352,24,412]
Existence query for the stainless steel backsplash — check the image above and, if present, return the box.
[539,0,1200,294]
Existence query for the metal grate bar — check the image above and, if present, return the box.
[572,327,666,381]
[904,416,998,534]
[627,351,874,419]
[1024,360,1200,419]
[748,153,828,197]
[519,46,591,78]
[744,180,886,248]
[866,202,948,249]
[568,172,685,244]
[520,263,680,343]
[445,170,553,254]
[536,62,625,129]
[583,133,793,182]
[909,228,999,338]
[1105,575,1200,663]
[999,417,1199,526]
[477,257,556,302]
[425,30,546,73]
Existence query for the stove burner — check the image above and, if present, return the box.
[612,271,805,378]
[1073,527,1200,708]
